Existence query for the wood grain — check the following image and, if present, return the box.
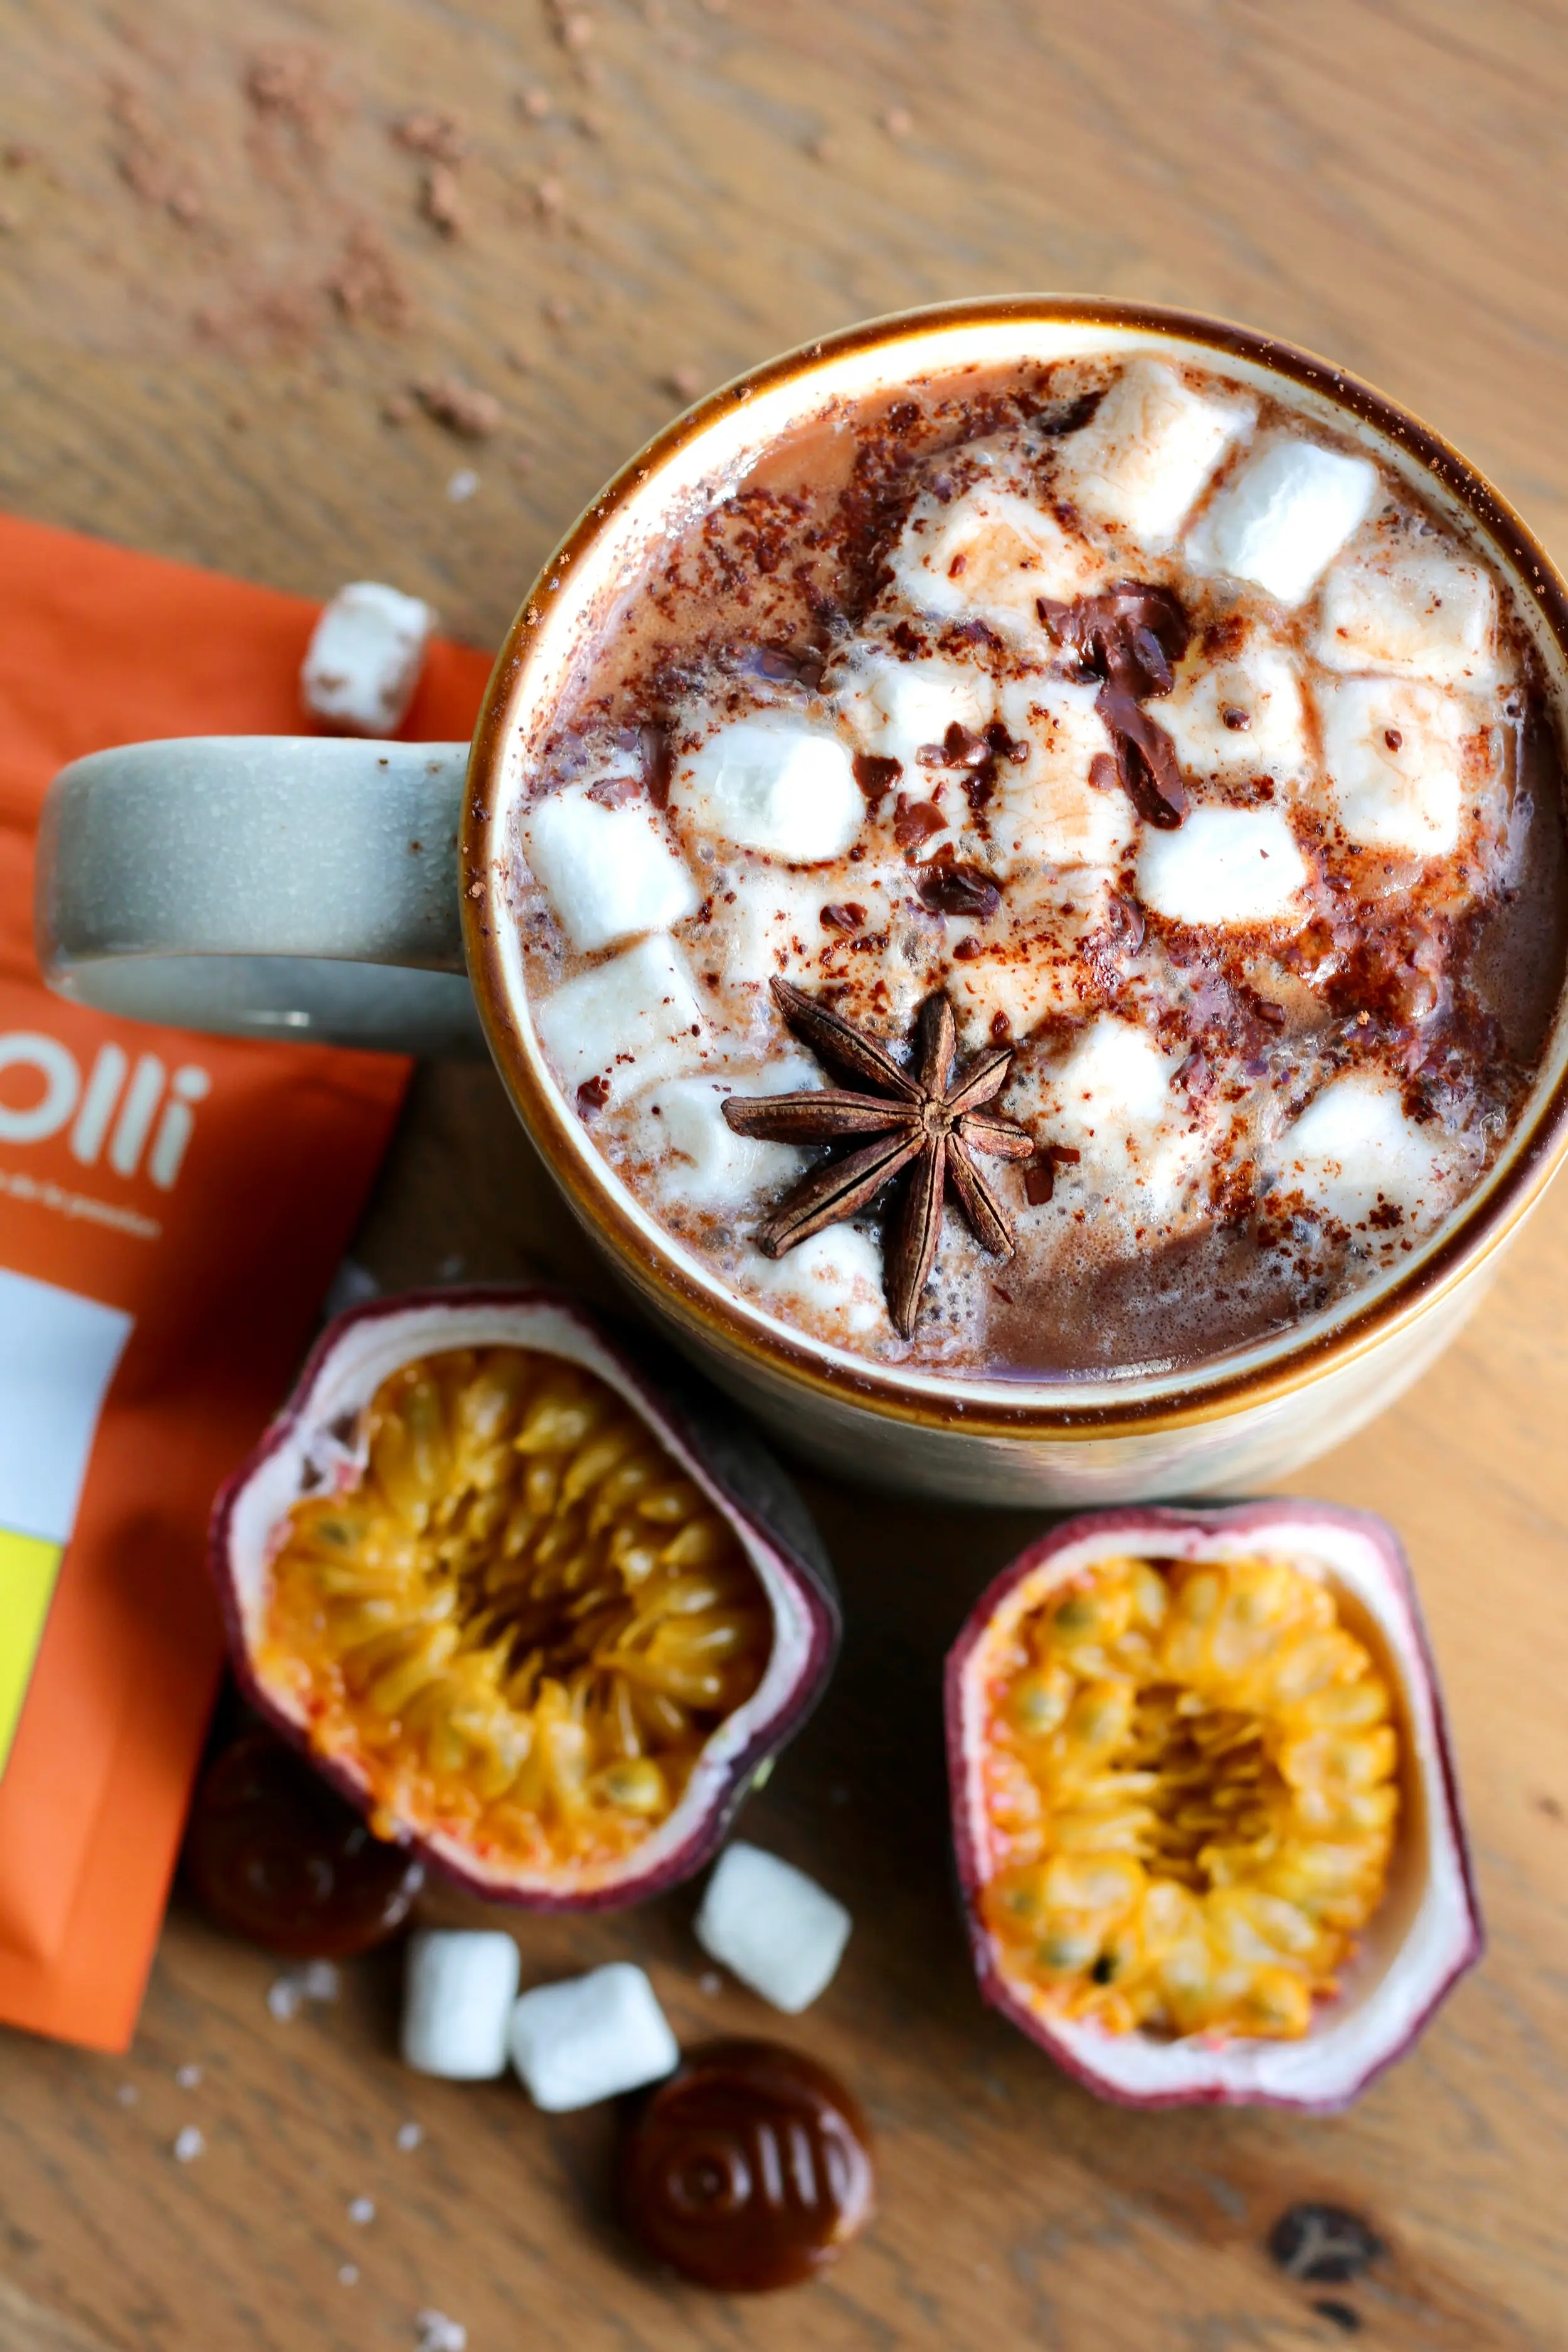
[1,3,1566,2347]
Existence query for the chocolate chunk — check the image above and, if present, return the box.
[916,861,1001,919]
[577,1075,612,1116]
[893,796,948,850]
[184,1729,424,1958]
[618,2038,875,2292]
[820,902,867,935]
[853,751,902,800]
[1024,1160,1054,1205]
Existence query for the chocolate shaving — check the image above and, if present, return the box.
[1038,580,1191,827]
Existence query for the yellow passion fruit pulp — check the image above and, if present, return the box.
[258,1346,773,1877]
[978,1554,1399,2040]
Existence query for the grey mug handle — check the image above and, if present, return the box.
[34,736,486,1055]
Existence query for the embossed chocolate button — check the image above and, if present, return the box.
[185,1729,424,1957]
[618,2038,874,2291]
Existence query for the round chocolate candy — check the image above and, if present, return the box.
[184,1728,424,1957]
[618,2038,874,2292]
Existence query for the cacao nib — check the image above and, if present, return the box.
[1024,1161,1054,1205]
[576,1075,612,1116]
[820,902,867,934]
[1268,2205,1385,2286]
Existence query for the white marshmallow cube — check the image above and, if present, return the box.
[1315,541,1499,686]
[1136,804,1310,928]
[1032,1014,1200,1220]
[1054,358,1254,547]
[672,716,863,862]
[695,1842,851,2014]
[1158,638,1312,786]
[1273,1072,1453,1232]
[536,934,711,1108]
[521,781,698,953]
[718,871,832,988]
[889,484,1102,636]
[1316,675,1466,857]
[639,1057,820,1213]
[751,1224,887,1338]
[401,1931,520,2080]
[1188,436,1379,606]
[839,646,994,777]
[301,581,435,736]
[991,677,1128,872]
[509,1964,679,2113]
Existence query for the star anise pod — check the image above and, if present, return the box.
[721,978,1033,1339]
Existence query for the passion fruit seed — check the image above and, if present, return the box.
[978,1554,1399,2040]
[258,1347,772,1876]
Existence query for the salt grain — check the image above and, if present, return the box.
[172,2127,205,2164]
[396,2122,424,2151]
[268,1959,341,2020]
[882,105,913,136]
[447,470,480,503]
[415,2314,467,2352]
[339,2264,359,2287]
[117,2084,139,2107]
[349,2196,376,2226]
[519,87,552,120]
[698,1971,722,1996]
[175,2063,203,2089]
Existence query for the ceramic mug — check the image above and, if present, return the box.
[36,299,1568,1505]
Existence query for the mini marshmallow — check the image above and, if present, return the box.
[1158,638,1311,785]
[521,781,698,953]
[672,716,862,862]
[1044,1014,1179,1141]
[838,645,994,776]
[695,1842,851,2014]
[1053,358,1254,546]
[640,1057,820,1213]
[718,870,834,988]
[889,484,1101,635]
[401,1930,521,2080]
[1136,803,1310,928]
[1316,675,1466,857]
[752,1225,886,1336]
[301,581,435,736]
[1273,1072,1453,1231]
[1033,1014,1199,1219]
[536,934,711,1108]
[1188,436,1379,606]
[1315,539,1498,686]
[991,677,1128,872]
[508,1963,679,2113]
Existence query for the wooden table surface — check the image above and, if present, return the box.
[3,3,1567,2346]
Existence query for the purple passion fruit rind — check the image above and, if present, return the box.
[211,1287,839,1911]
[945,1500,1482,2111]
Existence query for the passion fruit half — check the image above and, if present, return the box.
[212,1287,839,1909]
[946,1501,1482,2111]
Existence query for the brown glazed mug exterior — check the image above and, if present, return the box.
[460,298,1568,1505]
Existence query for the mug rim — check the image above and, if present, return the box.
[462,293,1568,1442]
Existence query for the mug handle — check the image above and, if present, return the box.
[34,736,485,1056]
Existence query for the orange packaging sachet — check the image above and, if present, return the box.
[0,514,490,2048]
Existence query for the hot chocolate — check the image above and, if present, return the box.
[503,352,1567,1380]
